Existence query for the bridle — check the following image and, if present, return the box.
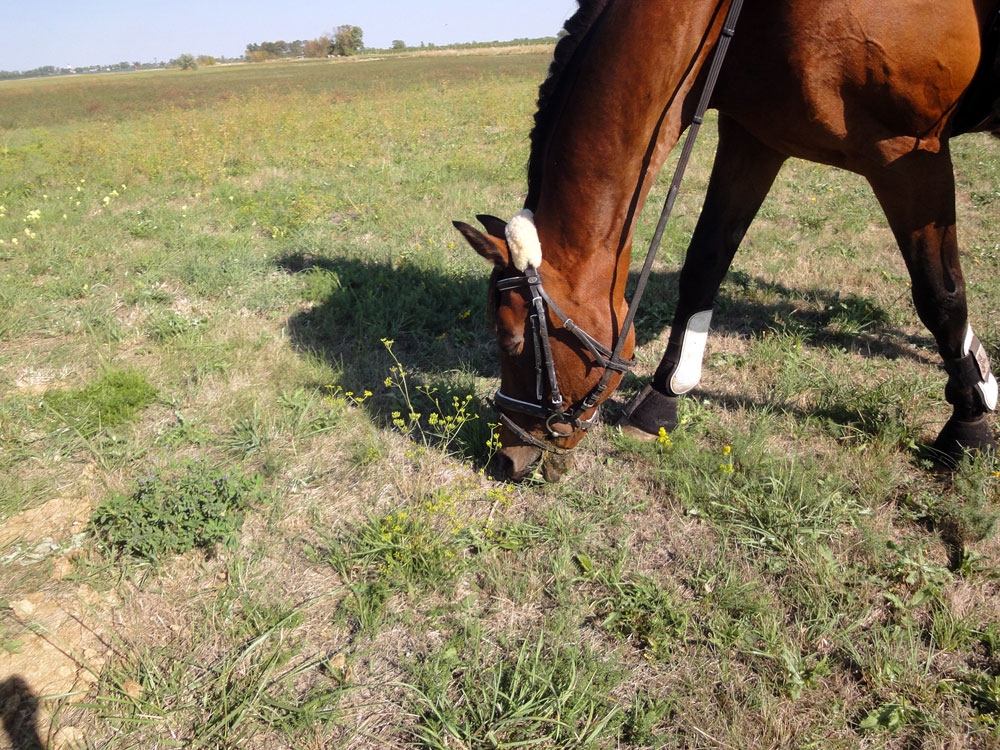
[492,265,632,453]
[490,0,745,455]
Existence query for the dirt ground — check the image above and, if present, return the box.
[1,492,115,749]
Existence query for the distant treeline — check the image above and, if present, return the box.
[400,37,560,50]
[0,35,559,81]
[0,57,241,81]
[0,62,160,81]
[245,40,312,61]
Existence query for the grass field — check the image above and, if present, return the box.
[2,51,1000,748]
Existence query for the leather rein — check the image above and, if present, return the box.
[492,0,745,455]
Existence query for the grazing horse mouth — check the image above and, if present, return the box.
[489,413,585,482]
[492,442,576,483]
[487,260,628,482]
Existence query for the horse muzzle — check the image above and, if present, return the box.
[491,443,577,482]
[489,415,583,482]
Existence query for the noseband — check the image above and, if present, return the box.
[492,265,632,453]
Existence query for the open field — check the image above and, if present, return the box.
[2,51,1000,748]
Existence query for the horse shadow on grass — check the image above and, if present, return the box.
[279,252,503,464]
[631,267,936,362]
[625,267,948,452]
[0,677,44,750]
[277,250,940,461]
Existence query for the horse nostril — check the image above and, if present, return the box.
[490,446,543,481]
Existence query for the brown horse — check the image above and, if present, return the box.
[455,0,1000,481]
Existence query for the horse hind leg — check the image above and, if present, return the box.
[618,115,786,438]
[867,149,996,460]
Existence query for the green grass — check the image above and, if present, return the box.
[2,50,1000,748]
[41,368,157,439]
[405,630,624,747]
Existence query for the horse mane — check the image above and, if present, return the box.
[525,0,612,211]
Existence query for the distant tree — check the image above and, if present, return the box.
[197,55,217,66]
[332,25,363,56]
[392,40,406,50]
[261,41,284,57]
[305,36,332,58]
[246,42,270,60]
[176,53,198,70]
[245,39,307,61]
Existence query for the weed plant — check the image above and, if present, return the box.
[90,460,266,564]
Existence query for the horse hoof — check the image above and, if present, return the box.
[614,384,678,439]
[932,416,996,465]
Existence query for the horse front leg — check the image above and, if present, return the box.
[617,115,786,438]
[868,149,997,459]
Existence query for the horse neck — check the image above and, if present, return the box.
[533,0,732,289]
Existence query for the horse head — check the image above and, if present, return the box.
[454,212,633,481]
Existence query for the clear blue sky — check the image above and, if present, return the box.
[4,0,578,71]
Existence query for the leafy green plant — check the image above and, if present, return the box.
[956,673,1000,725]
[619,694,675,746]
[859,702,912,734]
[89,460,266,563]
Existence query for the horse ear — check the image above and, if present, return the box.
[453,219,510,269]
[476,214,509,239]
